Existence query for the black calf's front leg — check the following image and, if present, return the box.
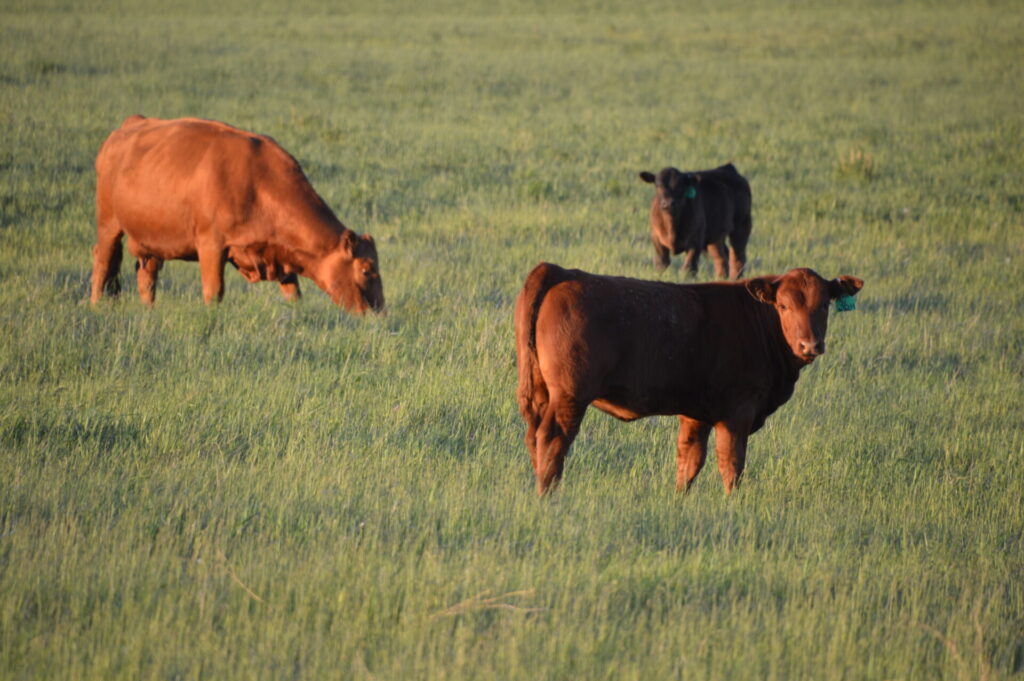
[652,238,671,271]
[681,248,701,277]
[707,240,729,279]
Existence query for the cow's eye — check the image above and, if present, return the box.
[778,304,788,311]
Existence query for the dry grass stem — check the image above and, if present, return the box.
[432,589,544,618]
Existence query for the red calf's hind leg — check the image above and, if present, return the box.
[534,396,586,495]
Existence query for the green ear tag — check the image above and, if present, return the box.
[684,186,697,199]
[834,294,856,312]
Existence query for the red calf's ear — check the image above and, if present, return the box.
[829,276,864,299]
[745,277,778,304]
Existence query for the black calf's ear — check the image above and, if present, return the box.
[639,171,656,183]
[828,276,864,299]
[745,277,778,304]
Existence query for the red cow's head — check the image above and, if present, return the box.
[321,231,385,314]
[746,268,863,363]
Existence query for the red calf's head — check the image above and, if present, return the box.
[746,268,863,363]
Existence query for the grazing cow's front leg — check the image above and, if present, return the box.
[714,410,753,494]
[534,394,586,495]
[676,416,712,492]
[136,256,163,306]
[197,241,227,304]
[279,273,301,301]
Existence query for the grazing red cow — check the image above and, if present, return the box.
[515,263,863,495]
[639,163,752,278]
[91,115,384,313]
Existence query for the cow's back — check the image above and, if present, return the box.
[96,116,328,260]
[533,272,798,426]
[534,272,707,415]
[699,164,751,242]
[97,116,257,198]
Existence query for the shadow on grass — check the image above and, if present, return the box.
[1,413,144,454]
[859,292,947,314]
[53,269,91,299]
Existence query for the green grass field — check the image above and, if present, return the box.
[2,1,1022,678]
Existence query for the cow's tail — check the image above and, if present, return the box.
[514,262,571,415]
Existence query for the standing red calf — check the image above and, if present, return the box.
[515,263,863,494]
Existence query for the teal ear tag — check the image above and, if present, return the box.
[834,294,856,312]
[684,186,697,199]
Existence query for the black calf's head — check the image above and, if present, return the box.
[639,167,700,213]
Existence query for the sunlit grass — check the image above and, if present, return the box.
[1,1,1022,679]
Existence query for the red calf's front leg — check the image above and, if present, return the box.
[714,418,751,494]
[676,416,711,492]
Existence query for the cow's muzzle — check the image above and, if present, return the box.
[797,339,825,361]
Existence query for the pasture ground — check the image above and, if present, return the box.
[1,1,1022,679]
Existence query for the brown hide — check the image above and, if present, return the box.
[515,263,863,495]
[639,163,752,279]
[90,115,384,313]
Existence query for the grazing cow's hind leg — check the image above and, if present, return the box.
[676,416,712,492]
[90,225,124,303]
[534,395,585,495]
[136,257,163,306]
